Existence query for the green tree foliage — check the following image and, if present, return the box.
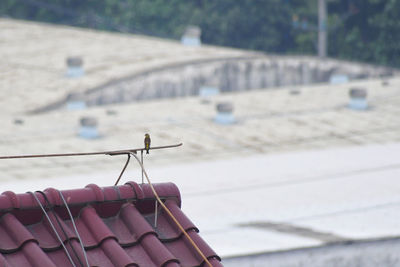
[0,0,399,67]
[328,0,400,67]
[190,0,293,53]
[287,0,318,54]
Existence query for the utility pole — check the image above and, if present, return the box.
[318,0,327,58]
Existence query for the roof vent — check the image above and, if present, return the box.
[330,74,349,84]
[66,92,86,110]
[215,102,235,125]
[106,109,117,116]
[349,88,368,110]
[13,119,24,125]
[79,117,99,139]
[382,79,389,86]
[181,26,201,47]
[199,86,219,103]
[66,56,84,78]
[289,88,301,95]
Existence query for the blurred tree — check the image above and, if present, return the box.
[0,0,399,67]
[287,0,318,54]
[328,0,400,67]
[190,0,293,53]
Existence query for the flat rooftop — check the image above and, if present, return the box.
[0,18,247,114]
[0,76,399,181]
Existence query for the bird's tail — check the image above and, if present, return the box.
[146,150,149,154]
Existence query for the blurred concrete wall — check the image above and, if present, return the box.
[35,55,396,113]
[222,238,400,267]
[83,56,394,106]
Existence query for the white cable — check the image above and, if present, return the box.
[29,192,77,267]
[129,153,213,267]
[58,191,90,267]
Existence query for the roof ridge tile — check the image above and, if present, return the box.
[0,182,181,213]
[43,188,62,206]
[125,181,145,200]
[85,184,105,202]
[1,191,19,209]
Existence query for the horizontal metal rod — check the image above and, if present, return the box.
[0,143,182,159]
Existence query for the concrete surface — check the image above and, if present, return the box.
[0,77,399,181]
[1,142,400,262]
[223,237,400,267]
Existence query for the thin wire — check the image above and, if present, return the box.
[59,191,90,267]
[114,154,131,186]
[29,192,77,267]
[130,153,213,267]
[38,192,85,267]
[0,143,182,159]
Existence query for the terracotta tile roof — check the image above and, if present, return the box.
[0,182,222,267]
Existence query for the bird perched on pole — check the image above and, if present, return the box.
[144,133,151,154]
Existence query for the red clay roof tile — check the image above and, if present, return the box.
[0,182,222,267]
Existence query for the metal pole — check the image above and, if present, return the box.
[154,200,158,228]
[318,0,327,58]
[141,150,144,184]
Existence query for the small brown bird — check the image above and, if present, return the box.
[144,133,151,154]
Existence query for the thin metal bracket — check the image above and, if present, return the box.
[141,150,144,184]
[154,200,158,228]
[114,154,131,186]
